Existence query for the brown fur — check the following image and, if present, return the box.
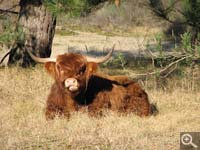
[44,53,155,119]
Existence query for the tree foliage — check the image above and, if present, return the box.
[44,0,90,17]
[150,0,200,47]
[182,0,200,27]
[150,0,200,28]
[0,18,24,49]
[43,0,108,17]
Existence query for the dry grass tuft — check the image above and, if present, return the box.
[0,66,199,150]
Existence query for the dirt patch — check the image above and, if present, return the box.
[0,30,151,65]
[52,32,149,57]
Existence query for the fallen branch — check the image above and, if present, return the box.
[126,55,192,79]
[0,50,11,65]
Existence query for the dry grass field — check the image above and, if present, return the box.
[0,66,199,150]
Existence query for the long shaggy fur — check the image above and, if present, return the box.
[44,53,157,119]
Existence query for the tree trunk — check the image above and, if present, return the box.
[114,0,121,7]
[8,0,56,67]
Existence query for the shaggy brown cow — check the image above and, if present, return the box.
[28,46,157,119]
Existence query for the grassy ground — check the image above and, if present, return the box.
[0,66,199,150]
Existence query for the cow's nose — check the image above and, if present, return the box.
[64,78,78,87]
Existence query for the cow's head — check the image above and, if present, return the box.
[27,46,114,97]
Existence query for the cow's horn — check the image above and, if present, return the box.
[27,50,56,63]
[86,44,115,63]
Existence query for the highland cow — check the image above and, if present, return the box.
[28,46,156,119]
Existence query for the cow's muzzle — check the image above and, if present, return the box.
[64,78,79,92]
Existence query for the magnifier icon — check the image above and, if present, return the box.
[181,133,198,148]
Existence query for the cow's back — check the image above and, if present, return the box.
[87,84,127,115]
[86,77,151,116]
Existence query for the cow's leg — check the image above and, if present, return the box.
[45,104,63,120]
[87,103,104,117]
[45,104,74,120]
[45,99,78,120]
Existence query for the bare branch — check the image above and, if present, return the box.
[85,44,89,54]
[164,0,180,14]
[161,63,177,78]
[0,9,18,14]
[126,55,192,79]
[0,4,19,15]
[0,50,11,65]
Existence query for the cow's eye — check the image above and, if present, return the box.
[78,65,86,75]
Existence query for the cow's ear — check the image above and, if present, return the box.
[87,62,98,74]
[45,62,56,78]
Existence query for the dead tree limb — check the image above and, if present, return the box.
[126,55,192,79]
[0,4,19,15]
[0,50,11,65]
